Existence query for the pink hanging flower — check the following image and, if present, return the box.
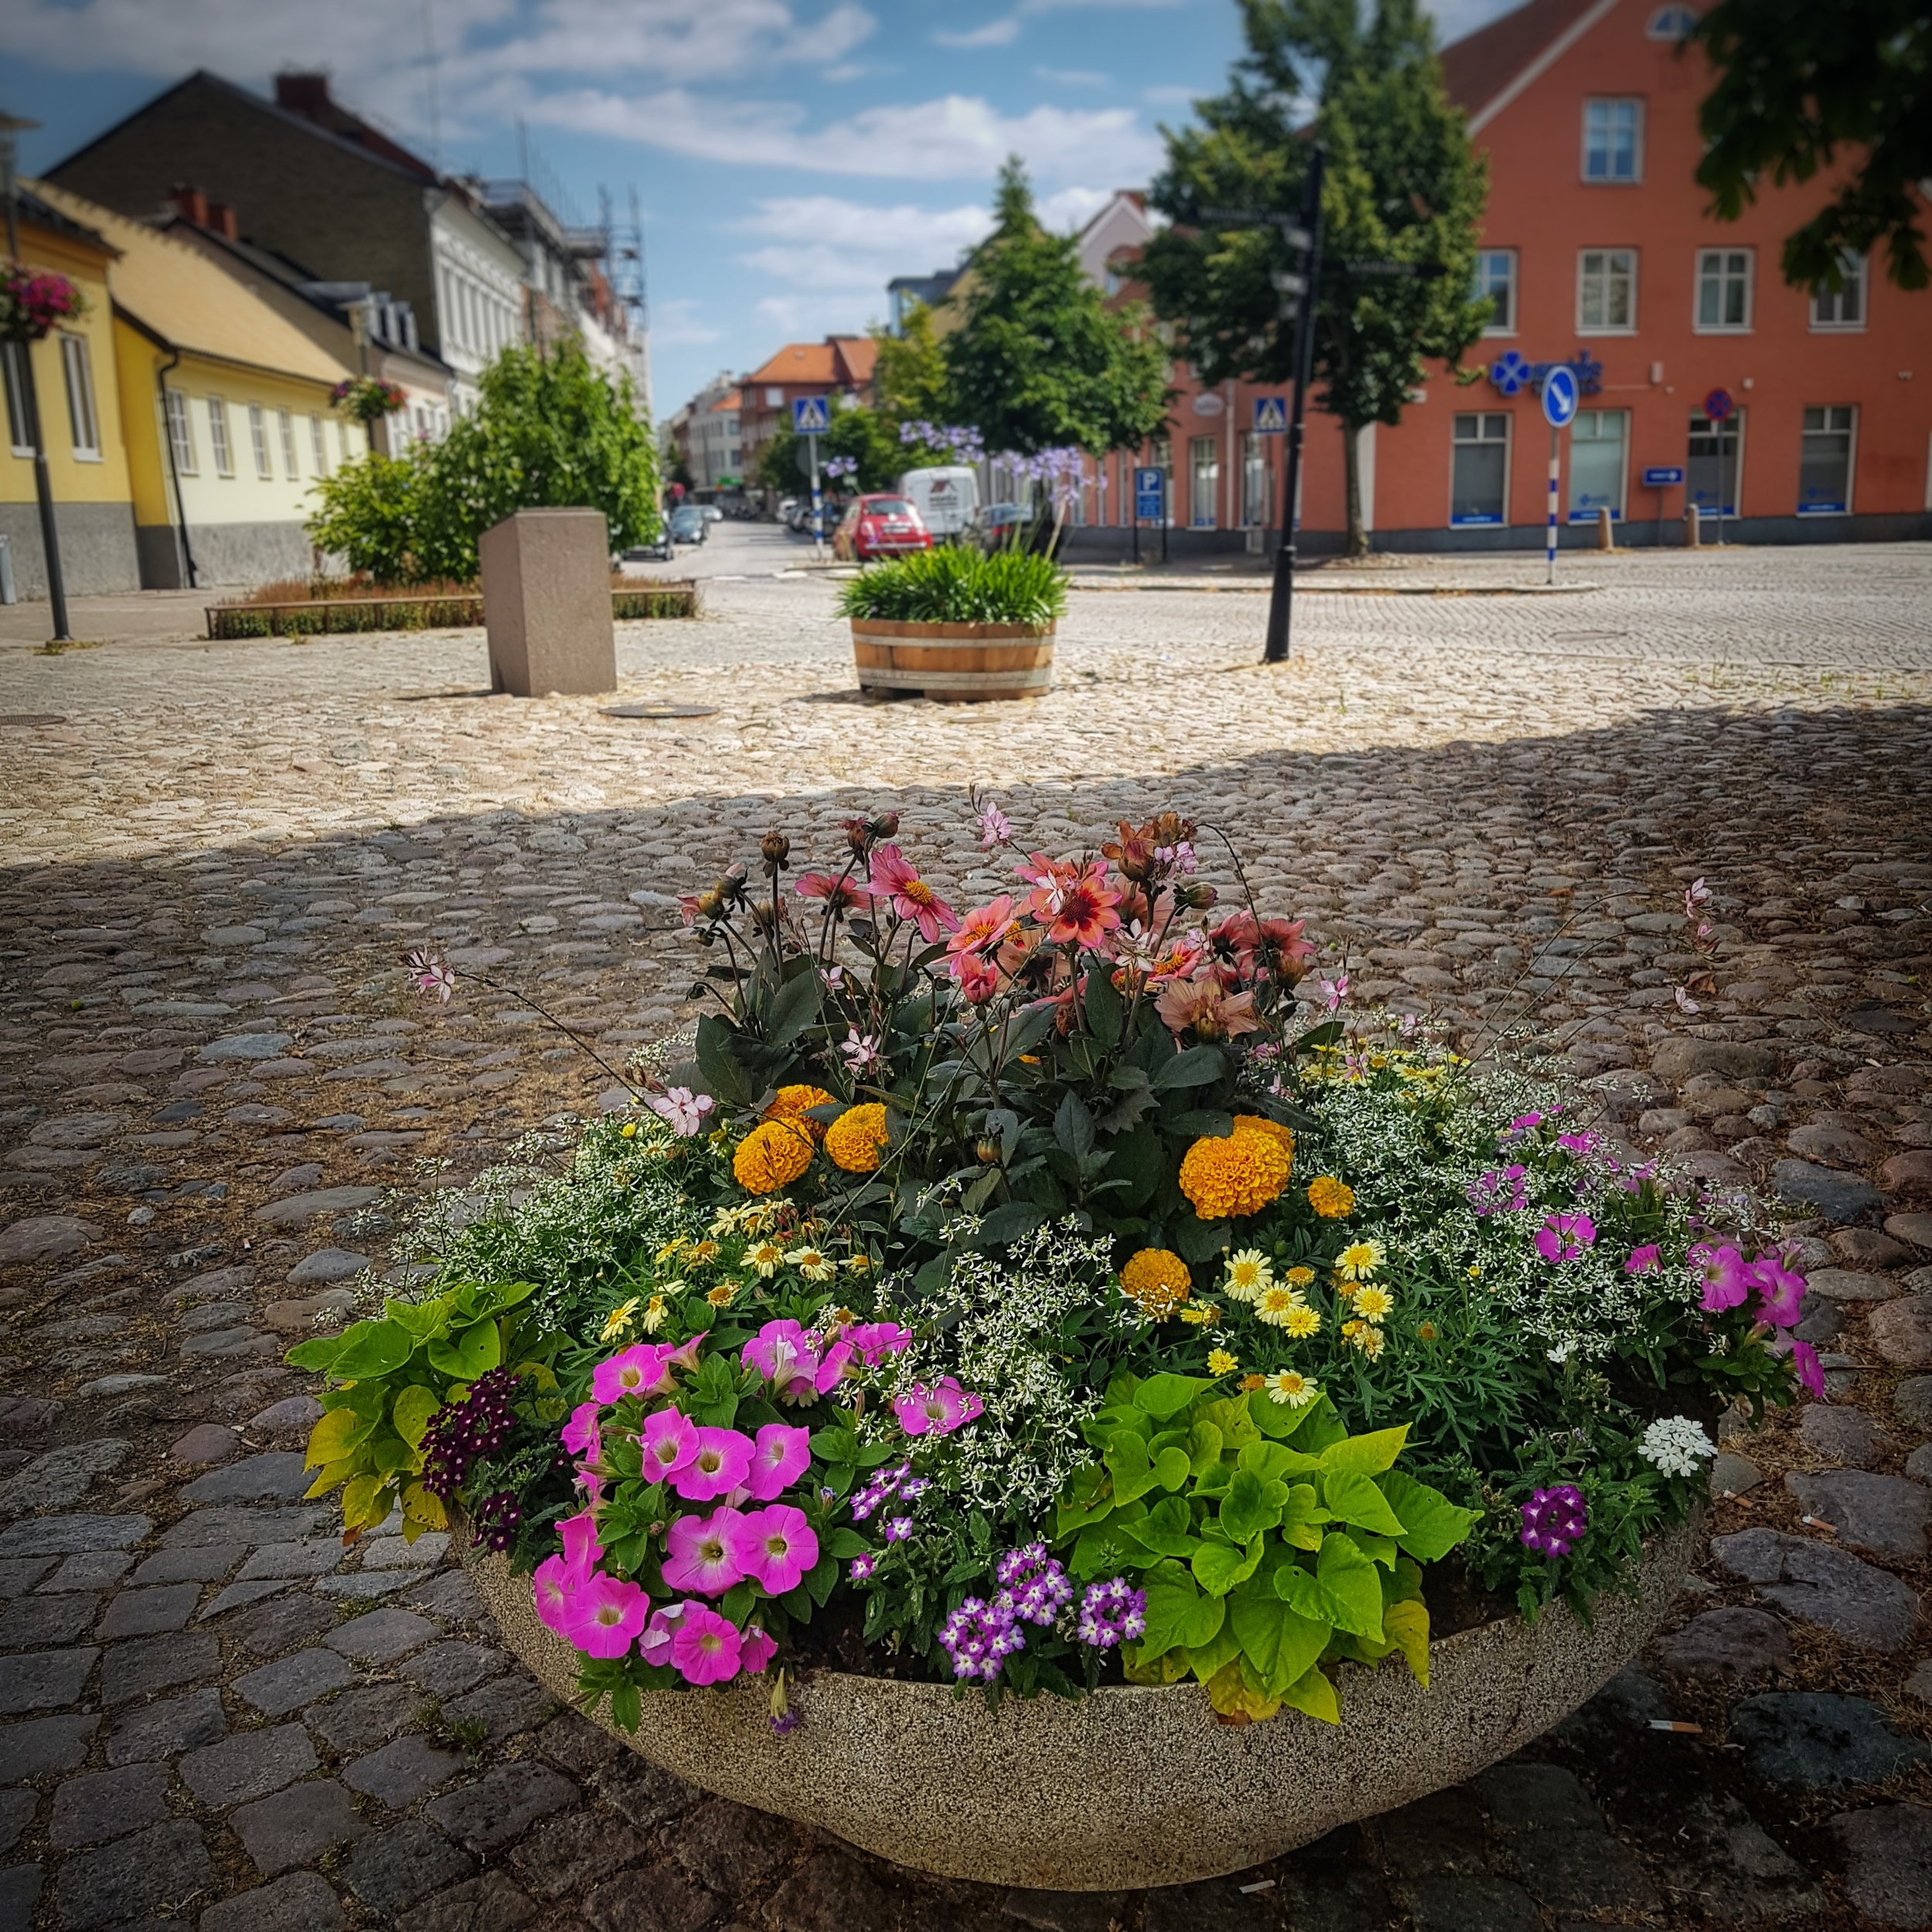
[1534,1213,1597,1263]
[953,952,1002,1005]
[641,1407,702,1481]
[867,845,959,941]
[662,1506,748,1597]
[894,1378,984,1437]
[1624,1245,1661,1275]
[738,1624,779,1674]
[731,1504,818,1595]
[560,1400,602,1460]
[638,1600,687,1667]
[669,1427,757,1503]
[590,1342,679,1406]
[1791,1339,1825,1399]
[740,1320,850,1405]
[1154,978,1259,1042]
[532,1556,586,1638]
[403,948,457,1002]
[556,1512,603,1570]
[669,1604,744,1685]
[1749,1250,1807,1328]
[1692,1243,1753,1312]
[744,1423,813,1502]
[845,1321,913,1366]
[560,1571,651,1659]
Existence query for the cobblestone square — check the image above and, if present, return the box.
[0,529,1928,1930]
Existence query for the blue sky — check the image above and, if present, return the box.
[4,0,1515,417]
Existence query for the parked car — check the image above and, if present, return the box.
[700,505,723,523]
[965,502,1032,552]
[833,494,934,562]
[776,496,799,524]
[668,505,709,545]
[622,532,674,563]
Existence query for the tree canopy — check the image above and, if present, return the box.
[942,159,1171,457]
[1689,0,1932,292]
[1141,0,1488,549]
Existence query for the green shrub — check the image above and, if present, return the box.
[835,546,1068,626]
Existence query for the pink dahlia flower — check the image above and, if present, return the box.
[868,845,959,942]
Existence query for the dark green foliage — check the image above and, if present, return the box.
[835,546,1070,626]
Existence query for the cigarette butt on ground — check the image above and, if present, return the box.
[1648,1719,1703,1734]
[1801,1515,1838,1534]
[1237,1879,1277,1894]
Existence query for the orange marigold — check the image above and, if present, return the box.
[733,1118,814,1196]
[765,1084,838,1141]
[824,1103,889,1174]
[1232,1114,1296,1165]
[1178,1131,1291,1220]
[1119,1247,1192,1319]
[1307,1175,1355,1219]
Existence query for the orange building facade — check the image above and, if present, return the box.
[1080,0,1931,554]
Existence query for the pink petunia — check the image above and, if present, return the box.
[730,1504,819,1596]
[1791,1339,1825,1399]
[1534,1213,1597,1264]
[662,1507,748,1597]
[1624,1245,1661,1275]
[743,1423,813,1503]
[1692,1243,1753,1312]
[670,1427,757,1503]
[638,1600,686,1667]
[641,1407,702,1482]
[560,1400,601,1460]
[845,1321,913,1366]
[532,1555,587,1638]
[590,1342,679,1406]
[740,1320,850,1406]
[669,1604,743,1685]
[1750,1250,1807,1328]
[738,1624,779,1674]
[893,1377,984,1437]
[556,1511,603,1570]
[560,1571,651,1659]
[868,845,960,942]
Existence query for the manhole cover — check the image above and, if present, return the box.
[600,703,718,720]
[0,713,66,726]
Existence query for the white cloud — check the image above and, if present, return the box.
[651,298,723,346]
[934,15,1022,46]
[1036,184,1114,230]
[1034,65,1110,87]
[1141,83,1198,104]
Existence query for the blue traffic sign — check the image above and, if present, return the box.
[1252,396,1287,434]
[1703,388,1733,423]
[791,396,830,434]
[1641,465,1685,488]
[1489,350,1532,396]
[1541,364,1580,430]
[1134,466,1165,520]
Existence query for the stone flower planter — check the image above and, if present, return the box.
[461,1518,1695,1891]
[849,617,1054,702]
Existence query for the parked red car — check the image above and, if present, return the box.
[833,494,933,561]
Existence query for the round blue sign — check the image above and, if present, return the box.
[1489,350,1531,396]
[1704,387,1734,422]
[1541,364,1580,429]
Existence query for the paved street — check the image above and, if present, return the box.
[0,526,1929,1931]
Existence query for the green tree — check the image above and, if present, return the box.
[1689,0,1932,292]
[1141,0,1489,553]
[942,158,1171,458]
[756,403,910,498]
[307,342,659,583]
[871,303,950,423]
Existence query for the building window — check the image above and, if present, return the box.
[60,335,100,457]
[310,413,328,477]
[1568,409,1628,520]
[1646,5,1697,36]
[279,408,298,477]
[1811,253,1866,330]
[1474,250,1517,334]
[247,403,272,478]
[1189,434,1219,528]
[765,386,783,406]
[1577,249,1637,332]
[1240,430,1272,527]
[1696,248,1753,331]
[208,396,233,476]
[1583,99,1643,182]
[1451,412,1509,526]
[2,345,29,455]
[1798,405,1855,513]
[165,389,196,474]
[1687,410,1741,516]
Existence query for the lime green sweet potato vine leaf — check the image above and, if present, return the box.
[1059,1377,1474,1723]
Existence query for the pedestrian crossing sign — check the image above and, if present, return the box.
[792,396,830,434]
[1252,396,1287,434]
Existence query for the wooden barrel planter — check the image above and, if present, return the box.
[849,618,1053,702]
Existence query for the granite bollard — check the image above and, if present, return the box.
[478,508,615,697]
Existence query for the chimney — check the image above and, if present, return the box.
[168,185,210,227]
[207,201,240,242]
[274,73,333,120]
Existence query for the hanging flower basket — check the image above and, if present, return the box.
[0,263,86,343]
[330,376,407,423]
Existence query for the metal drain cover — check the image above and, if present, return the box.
[600,703,719,719]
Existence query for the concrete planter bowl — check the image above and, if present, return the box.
[462,1517,1695,1892]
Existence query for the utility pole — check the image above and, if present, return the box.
[1,111,74,643]
[1263,145,1323,665]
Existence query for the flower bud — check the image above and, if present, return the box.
[871,811,900,838]
[975,1138,1002,1165]
[696,887,727,922]
[1179,882,1219,911]
[761,831,791,871]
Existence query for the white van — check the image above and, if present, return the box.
[897,465,980,542]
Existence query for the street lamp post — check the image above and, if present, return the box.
[1265,145,1325,665]
[0,111,74,643]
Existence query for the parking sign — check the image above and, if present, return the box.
[1134,467,1165,520]
[791,396,830,434]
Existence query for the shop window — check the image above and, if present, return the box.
[1811,253,1866,330]
[1568,409,1627,520]
[1475,250,1516,334]
[61,335,100,458]
[165,389,196,474]
[1189,435,1219,528]
[1798,406,1854,514]
[1577,249,1636,332]
[208,397,233,476]
[1240,430,1272,527]
[1451,412,1509,526]
[1687,410,1741,516]
[1583,100,1642,182]
[1696,249,1753,331]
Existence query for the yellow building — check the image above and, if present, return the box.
[28,179,368,589]
[2,191,134,597]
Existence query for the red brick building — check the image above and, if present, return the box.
[1080,0,1931,553]
[736,337,879,484]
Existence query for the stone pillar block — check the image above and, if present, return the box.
[478,508,615,696]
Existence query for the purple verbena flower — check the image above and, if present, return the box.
[1077,1577,1148,1648]
[939,1597,1026,1682]
[1519,1485,1588,1558]
[992,1543,1072,1627]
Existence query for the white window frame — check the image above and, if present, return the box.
[208,396,233,477]
[1475,249,1518,336]
[278,407,298,477]
[1695,247,1754,333]
[1582,98,1644,184]
[60,334,101,460]
[310,413,328,477]
[1798,404,1856,515]
[1448,410,1512,528]
[2,344,30,457]
[248,403,273,479]
[165,388,196,475]
[1577,249,1638,335]
[1810,252,1867,332]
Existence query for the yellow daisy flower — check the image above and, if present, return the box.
[599,1298,640,1342]
[1239,1372,1267,1393]
[1207,1348,1238,1376]
[1265,1369,1318,1408]
[1282,1304,1321,1339]
[845,1253,872,1274]
[655,1236,691,1264]
[687,1240,721,1267]
[746,1240,787,1278]
[1254,1284,1304,1328]
[1223,1250,1273,1303]
[706,1281,742,1308]
[1352,1284,1393,1323]
[1179,1301,1219,1326]
[641,1294,668,1335]
[1336,1240,1384,1281]
[1284,1266,1315,1288]
[787,1246,837,1282]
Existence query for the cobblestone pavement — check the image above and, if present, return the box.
[1,530,1929,1931]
